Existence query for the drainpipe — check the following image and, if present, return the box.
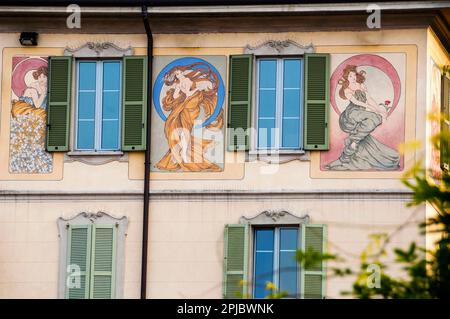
[141,5,153,300]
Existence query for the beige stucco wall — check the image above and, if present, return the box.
[0,28,432,298]
[0,195,424,298]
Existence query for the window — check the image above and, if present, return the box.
[76,60,122,151]
[253,227,299,298]
[223,222,326,299]
[256,58,303,151]
[66,224,116,299]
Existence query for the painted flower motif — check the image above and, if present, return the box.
[385,100,391,106]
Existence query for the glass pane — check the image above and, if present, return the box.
[282,119,300,149]
[78,62,96,90]
[258,119,276,149]
[102,62,121,90]
[101,61,121,150]
[283,59,301,88]
[101,120,119,150]
[77,121,95,149]
[102,91,120,120]
[282,90,301,118]
[258,60,277,89]
[279,228,298,298]
[254,229,274,299]
[280,228,298,250]
[279,251,298,297]
[258,90,276,118]
[78,92,95,120]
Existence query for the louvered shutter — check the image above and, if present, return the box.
[301,224,327,299]
[223,224,249,299]
[66,225,92,299]
[90,224,116,299]
[304,54,330,150]
[441,74,450,171]
[122,56,147,151]
[227,55,253,151]
[46,56,72,151]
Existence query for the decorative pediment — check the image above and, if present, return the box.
[240,210,310,225]
[244,40,315,55]
[64,42,133,57]
[57,211,127,236]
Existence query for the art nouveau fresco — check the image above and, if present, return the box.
[8,56,53,174]
[430,59,442,180]
[321,53,406,171]
[151,56,226,172]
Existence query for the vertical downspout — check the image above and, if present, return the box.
[141,5,153,300]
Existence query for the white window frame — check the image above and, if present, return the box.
[254,57,304,152]
[252,226,301,299]
[75,59,122,152]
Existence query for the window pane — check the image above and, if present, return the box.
[101,61,121,150]
[254,229,274,299]
[78,62,96,90]
[77,121,95,149]
[78,92,96,120]
[103,62,121,90]
[279,228,298,298]
[283,90,300,118]
[77,62,97,150]
[259,60,277,89]
[283,59,301,88]
[282,119,300,149]
[258,119,276,149]
[259,90,276,118]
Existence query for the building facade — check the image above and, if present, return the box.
[0,1,449,299]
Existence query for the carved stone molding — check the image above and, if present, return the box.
[64,41,133,57]
[244,40,315,55]
[57,210,127,232]
[240,210,310,225]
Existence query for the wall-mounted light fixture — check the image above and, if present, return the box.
[19,32,38,46]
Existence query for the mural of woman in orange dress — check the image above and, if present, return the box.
[155,60,224,172]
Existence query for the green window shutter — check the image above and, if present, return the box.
[122,56,147,151]
[227,55,253,151]
[46,56,72,152]
[90,224,117,299]
[304,54,330,150]
[66,225,92,299]
[441,74,450,171]
[300,224,327,299]
[223,224,249,299]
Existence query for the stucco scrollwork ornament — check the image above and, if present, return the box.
[239,209,310,225]
[244,39,315,55]
[64,41,133,57]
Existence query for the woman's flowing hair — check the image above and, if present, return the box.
[163,62,219,94]
[338,64,366,100]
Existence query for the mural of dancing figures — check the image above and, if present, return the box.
[8,56,53,174]
[151,56,226,172]
[321,53,406,171]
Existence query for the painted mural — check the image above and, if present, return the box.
[8,56,53,174]
[430,59,442,180]
[151,56,226,172]
[321,53,405,171]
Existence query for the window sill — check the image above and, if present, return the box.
[64,151,128,165]
[247,149,310,164]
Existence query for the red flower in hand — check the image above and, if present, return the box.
[385,100,391,106]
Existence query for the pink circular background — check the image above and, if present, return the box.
[330,54,401,116]
[11,57,47,98]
